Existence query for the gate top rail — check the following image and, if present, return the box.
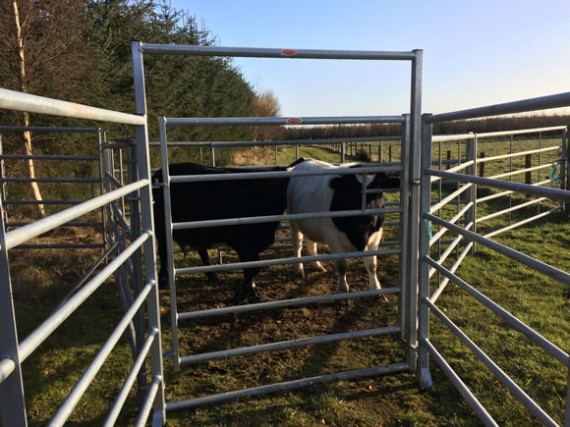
[139,42,420,61]
[0,88,144,126]
[4,180,147,250]
[431,126,568,143]
[425,92,570,123]
[0,126,100,133]
[164,116,405,127]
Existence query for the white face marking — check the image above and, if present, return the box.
[355,172,376,187]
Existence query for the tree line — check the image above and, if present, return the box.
[0,0,279,216]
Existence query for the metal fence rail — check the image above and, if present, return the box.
[419,93,570,426]
[156,113,410,381]
[0,88,165,426]
[0,126,108,249]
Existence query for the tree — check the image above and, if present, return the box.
[252,90,282,142]
[0,0,91,218]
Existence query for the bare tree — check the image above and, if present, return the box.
[252,90,282,142]
[9,0,46,217]
[0,0,90,218]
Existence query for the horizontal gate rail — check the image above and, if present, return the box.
[172,207,401,231]
[176,248,400,277]
[4,180,146,250]
[180,325,401,366]
[483,207,560,239]
[165,115,405,127]
[425,92,570,123]
[428,169,570,201]
[166,362,410,412]
[424,257,569,365]
[476,145,559,164]
[178,288,400,321]
[0,88,145,125]
[0,154,99,161]
[150,134,402,148]
[140,43,418,60]
[420,338,498,426]
[424,297,560,426]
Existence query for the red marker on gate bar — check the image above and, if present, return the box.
[281,48,297,57]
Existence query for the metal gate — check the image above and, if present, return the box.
[418,95,570,425]
[132,42,424,413]
[0,88,165,426]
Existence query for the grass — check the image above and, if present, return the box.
[7,136,569,425]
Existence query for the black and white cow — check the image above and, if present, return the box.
[152,162,290,302]
[286,158,400,300]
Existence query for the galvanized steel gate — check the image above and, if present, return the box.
[0,40,569,426]
[418,98,570,426]
[134,42,424,412]
[0,88,165,426]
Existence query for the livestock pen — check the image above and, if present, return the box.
[0,41,569,426]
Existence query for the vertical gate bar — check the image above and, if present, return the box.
[562,128,569,214]
[0,212,27,426]
[565,355,570,427]
[538,132,543,185]
[404,49,423,369]
[132,40,166,423]
[398,115,410,341]
[418,116,434,389]
[97,129,108,250]
[159,117,181,372]
[509,135,513,225]
[0,135,8,226]
[466,134,477,254]
[128,140,148,405]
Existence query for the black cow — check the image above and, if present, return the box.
[286,158,400,301]
[152,162,290,302]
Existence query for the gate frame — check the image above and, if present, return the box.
[132,41,424,413]
[418,93,570,426]
[0,88,166,426]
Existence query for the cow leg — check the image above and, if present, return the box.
[364,228,387,302]
[196,247,219,284]
[156,239,169,289]
[232,248,261,303]
[335,258,350,294]
[290,221,306,279]
[305,237,327,273]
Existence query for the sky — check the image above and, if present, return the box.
[168,0,570,117]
